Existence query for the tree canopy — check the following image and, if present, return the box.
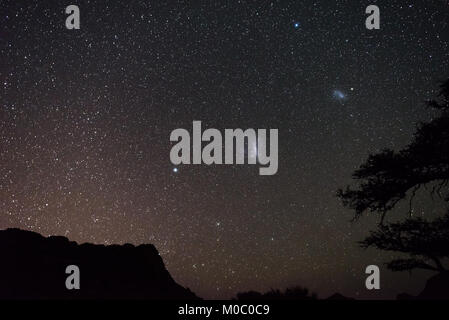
[360,213,449,273]
[338,78,449,274]
[338,79,449,223]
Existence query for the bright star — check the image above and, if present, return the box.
[294,22,300,29]
[173,167,178,173]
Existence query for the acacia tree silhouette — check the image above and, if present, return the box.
[338,78,449,274]
[360,213,449,273]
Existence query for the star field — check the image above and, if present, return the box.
[1,0,449,299]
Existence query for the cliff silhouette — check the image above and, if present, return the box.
[0,228,199,299]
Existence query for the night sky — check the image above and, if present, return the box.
[1,0,449,299]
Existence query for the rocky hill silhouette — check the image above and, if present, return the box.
[0,228,199,299]
[397,272,449,300]
[325,293,354,300]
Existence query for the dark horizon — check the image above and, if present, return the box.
[2,226,447,300]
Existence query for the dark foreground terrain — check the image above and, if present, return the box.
[1,228,448,300]
[0,228,198,299]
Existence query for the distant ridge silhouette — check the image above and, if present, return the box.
[325,293,354,300]
[0,228,199,299]
[235,286,318,300]
[397,272,449,300]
